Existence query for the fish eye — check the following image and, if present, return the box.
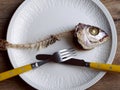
[89,27,99,36]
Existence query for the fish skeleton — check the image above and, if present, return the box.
[0,23,109,51]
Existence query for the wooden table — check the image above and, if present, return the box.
[0,0,120,90]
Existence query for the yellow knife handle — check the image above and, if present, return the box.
[90,62,120,72]
[0,64,32,81]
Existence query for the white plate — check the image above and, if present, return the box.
[7,0,117,90]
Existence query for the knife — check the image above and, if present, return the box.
[36,54,120,73]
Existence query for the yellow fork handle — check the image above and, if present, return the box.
[0,64,32,81]
[90,62,120,72]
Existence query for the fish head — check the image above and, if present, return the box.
[74,23,109,49]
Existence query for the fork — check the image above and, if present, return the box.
[0,48,75,81]
[37,49,120,73]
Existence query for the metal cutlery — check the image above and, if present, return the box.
[36,50,120,73]
[0,48,75,81]
[1,47,119,82]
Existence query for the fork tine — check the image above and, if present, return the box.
[59,48,76,55]
[61,53,71,59]
[60,49,76,56]
[59,48,74,52]
[62,56,73,61]
[60,51,76,56]
[60,51,76,57]
[60,51,70,56]
[59,49,68,53]
[59,48,77,61]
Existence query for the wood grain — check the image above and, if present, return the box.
[0,0,120,90]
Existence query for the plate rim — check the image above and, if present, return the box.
[6,0,117,90]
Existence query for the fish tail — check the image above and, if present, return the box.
[0,39,32,50]
[6,43,32,49]
[4,35,59,50]
[0,30,73,50]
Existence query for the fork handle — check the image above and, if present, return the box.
[0,64,32,81]
[89,62,120,72]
